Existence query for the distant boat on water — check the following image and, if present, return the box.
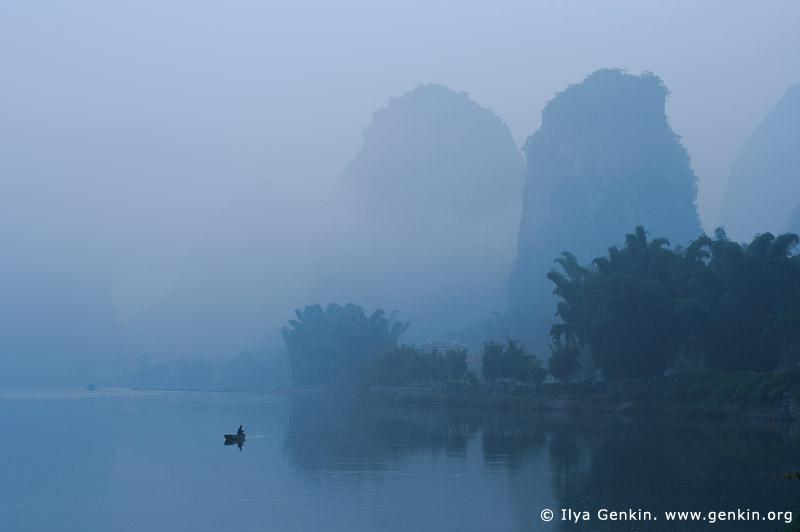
[224,425,245,446]
[87,383,96,391]
[224,433,245,444]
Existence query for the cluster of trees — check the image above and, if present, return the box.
[282,303,550,387]
[282,303,474,387]
[281,303,409,385]
[366,345,469,386]
[548,226,800,380]
[286,228,799,388]
[482,339,546,384]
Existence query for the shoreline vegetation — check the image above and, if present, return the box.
[122,371,800,422]
[114,370,800,423]
[279,225,800,423]
[360,371,800,421]
[125,370,800,423]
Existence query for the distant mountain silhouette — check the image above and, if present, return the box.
[346,84,523,220]
[717,84,800,242]
[308,84,524,341]
[786,203,800,236]
[509,69,702,312]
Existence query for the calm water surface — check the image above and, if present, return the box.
[1,389,798,531]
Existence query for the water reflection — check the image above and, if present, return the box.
[2,390,798,532]
[548,417,800,531]
[224,440,244,451]
[283,394,800,531]
[283,394,481,472]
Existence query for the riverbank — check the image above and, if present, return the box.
[360,371,800,420]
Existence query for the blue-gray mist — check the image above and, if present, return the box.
[1,3,800,530]
[717,84,800,242]
[2,1,799,384]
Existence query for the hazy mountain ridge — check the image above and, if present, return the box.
[786,203,800,235]
[308,83,525,343]
[509,69,702,311]
[718,83,800,241]
[347,83,523,219]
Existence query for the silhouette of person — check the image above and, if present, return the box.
[237,425,244,435]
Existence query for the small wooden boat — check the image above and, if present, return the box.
[224,433,245,444]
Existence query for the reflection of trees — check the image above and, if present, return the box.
[283,394,800,532]
[282,395,482,473]
[548,417,800,531]
[481,413,548,473]
[284,396,587,476]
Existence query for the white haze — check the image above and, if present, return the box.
[1,1,798,379]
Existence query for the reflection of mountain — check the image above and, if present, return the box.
[308,84,524,341]
[509,69,701,315]
[718,84,800,242]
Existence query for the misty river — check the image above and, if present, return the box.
[1,389,798,531]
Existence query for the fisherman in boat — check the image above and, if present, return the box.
[237,425,244,436]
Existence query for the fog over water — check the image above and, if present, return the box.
[1,1,799,381]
